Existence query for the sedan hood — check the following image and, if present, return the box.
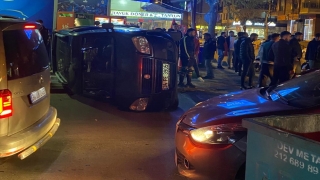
[182,89,297,128]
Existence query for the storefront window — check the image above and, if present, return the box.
[246,28,265,39]
[304,19,314,41]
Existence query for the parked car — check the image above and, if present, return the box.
[175,70,320,180]
[52,24,178,111]
[0,16,60,160]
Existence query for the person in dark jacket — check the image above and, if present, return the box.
[240,33,258,89]
[315,45,320,69]
[179,28,197,88]
[258,33,280,87]
[289,32,303,76]
[306,33,320,69]
[203,33,216,79]
[217,32,227,69]
[234,32,245,75]
[269,31,295,87]
[36,20,50,53]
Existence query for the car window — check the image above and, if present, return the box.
[3,29,49,80]
[270,71,320,108]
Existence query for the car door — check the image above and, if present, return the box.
[82,33,115,97]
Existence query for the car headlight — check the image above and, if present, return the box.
[132,36,151,54]
[190,123,246,145]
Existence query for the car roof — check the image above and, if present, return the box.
[0,16,31,29]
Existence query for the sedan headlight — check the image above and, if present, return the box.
[132,36,151,54]
[190,123,246,145]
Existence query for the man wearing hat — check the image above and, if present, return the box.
[179,28,197,88]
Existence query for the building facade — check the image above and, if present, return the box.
[276,0,320,40]
[218,0,286,38]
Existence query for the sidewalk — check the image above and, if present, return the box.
[178,62,258,104]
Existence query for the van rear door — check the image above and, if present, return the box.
[3,23,51,135]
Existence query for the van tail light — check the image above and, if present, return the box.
[0,90,13,118]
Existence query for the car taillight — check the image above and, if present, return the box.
[0,90,12,118]
[24,25,36,29]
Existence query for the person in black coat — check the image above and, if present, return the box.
[269,31,296,87]
[36,19,50,53]
[234,32,245,75]
[203,33,216,79]
[217,32,227,69]
[289,32,303,75]
[306,33,320,69]
[240,33,258,89]
[179,28,197,88]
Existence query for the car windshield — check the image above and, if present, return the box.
[266,70,320,108]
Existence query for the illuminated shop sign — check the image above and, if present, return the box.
[232,21,276,26]
[110,11,182,19]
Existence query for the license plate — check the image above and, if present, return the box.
[30,87,47,104]
[162,63,170,90]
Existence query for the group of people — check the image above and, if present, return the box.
[220,30,320,90]
[177,27,320,90]
[251,31,320,90]
[177,28,217,88]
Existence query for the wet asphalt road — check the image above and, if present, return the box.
[0,67,243,180]
[1,94,188,180]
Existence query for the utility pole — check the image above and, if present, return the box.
[264,0,272,39]
[191,0,197,28]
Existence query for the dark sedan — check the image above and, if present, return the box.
[175,70,320,180]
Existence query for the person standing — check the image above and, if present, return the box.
[178,28,197,88]
[240,33,258,89]
[217,32,227,69]
[168,27,183,48]
[305,33,320,69]
[269,31,295,87]
[203,33,216,79]
[256,35,272,63]
[226,31,236,69]
[36,20,50,53]
[234,32,244,75]
[289,32,303,76]
[258,33,280,87]
[194,35,204,82]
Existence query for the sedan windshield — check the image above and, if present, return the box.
[268,70,320,108]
